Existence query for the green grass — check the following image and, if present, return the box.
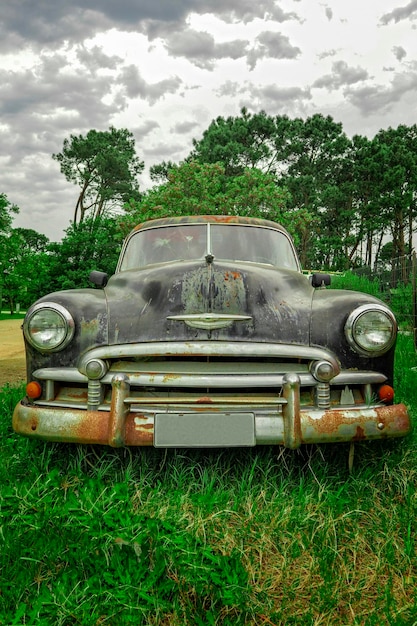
[1,337,417,625]
[0,312,25,321]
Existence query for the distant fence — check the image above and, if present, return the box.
[352,254,414,290]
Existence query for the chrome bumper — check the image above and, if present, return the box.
[13,373,411,448]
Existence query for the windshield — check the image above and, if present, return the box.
[119,223,299,271]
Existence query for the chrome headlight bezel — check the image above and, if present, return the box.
[345,304,397,357]
[23,302,75,353]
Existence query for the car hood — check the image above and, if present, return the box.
[104,260,313,345]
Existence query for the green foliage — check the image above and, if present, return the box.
[149,160,177,184]
[190,107,284,176]
[0,194,21,311]
[373,126,417,258]
[0,228,50,312]
[190,110,355,268]
[124,161,292,236]
[45,217,123,292]
[1,335,417,625]
[0,193,19,233]
[349,125,417,268]
[280,114,353,268]
[53,127,144,224]
[0,215,123,309]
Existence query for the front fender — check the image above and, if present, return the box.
[310,289,395,380]
[24,289,109,376]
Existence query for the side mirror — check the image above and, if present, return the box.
[311,273,331,288]
[89,270,109,288]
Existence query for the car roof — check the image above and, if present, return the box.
[131,214,291,235]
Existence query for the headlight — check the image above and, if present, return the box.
[345,304,396,356]
[23,302,75,352]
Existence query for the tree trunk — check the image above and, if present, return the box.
[74,179,90,224]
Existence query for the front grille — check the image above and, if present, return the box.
[32,342,387,412]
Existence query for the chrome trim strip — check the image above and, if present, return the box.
[331,372,387,385]
[34,368,87,382]
[125,396,287,406]
[77,342,340,374]
[33,366,385,388]
[33,367,314,388]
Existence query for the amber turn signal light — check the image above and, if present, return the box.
[26,381,42,399]
[378,384,394,403]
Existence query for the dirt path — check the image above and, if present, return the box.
[0,319,26,386]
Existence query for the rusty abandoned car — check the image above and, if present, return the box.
[13,215,411,449]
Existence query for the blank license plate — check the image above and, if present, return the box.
[154,412,255,448]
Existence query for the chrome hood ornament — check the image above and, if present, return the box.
[167,313,252,330]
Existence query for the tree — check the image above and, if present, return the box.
[0,227,49,313]
[149,160,177,184]
[277,114,353,269]
[12,228,49,252]
[372,125,417,268]
[189,110,354,268]
[349,134,387,268]
[46,217,123,291]
[53,127,144,224]
[0,194,20,311]
[191,108,291,176]
[123,161,293,236]
[0,193,19,233]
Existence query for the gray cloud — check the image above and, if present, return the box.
[76,46,124,72]
[0,44,182,239]
[135,120,160,137]
[0,1,300,49]
[0,6,110,51]
[247,84,312,111]
[344,69,417,115]
[160,0,299,27]
[119,65,182,103]
[142,140,187,160]
[380,0,417,24]
[171,120,200,134]
[216,80,247,97]
[0,62,122,129]
[313,60,368,90]
[317,49,338,60]
[325,7,333,21]
[164,29,248,69]
[247,31,301,69]
[393,46,407,62]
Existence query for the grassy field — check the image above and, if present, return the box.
[1,339,417,624]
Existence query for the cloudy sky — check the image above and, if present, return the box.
[1,0,417,242]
